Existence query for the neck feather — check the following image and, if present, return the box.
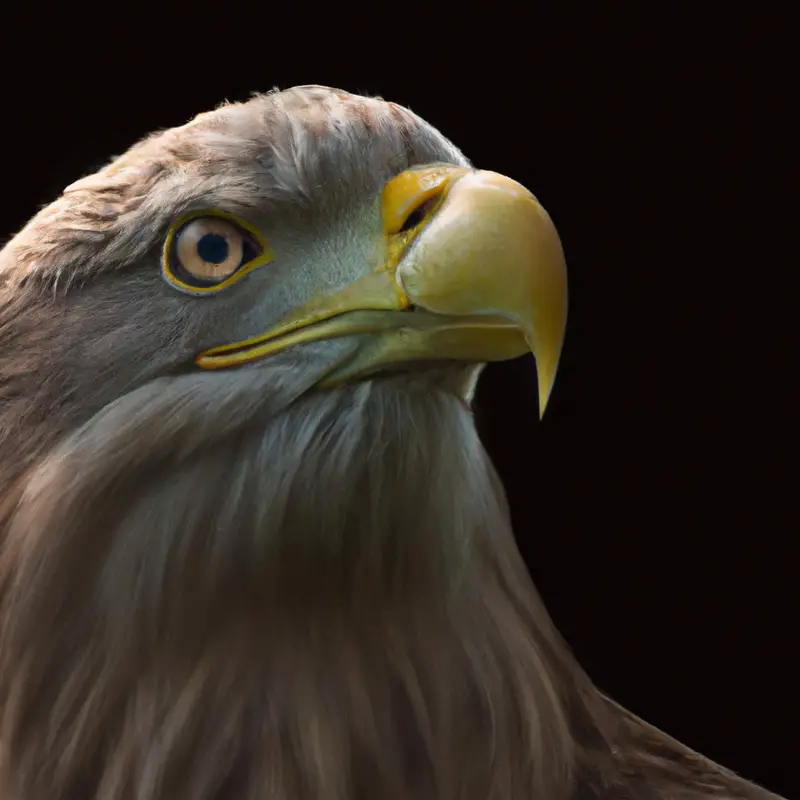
[0,376,611,800]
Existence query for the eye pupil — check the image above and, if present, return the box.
[196,233,230,264]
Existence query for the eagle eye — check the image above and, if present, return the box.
[162,212,271,295]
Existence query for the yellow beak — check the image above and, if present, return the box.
[196,166,568,417]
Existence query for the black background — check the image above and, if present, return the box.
[1,4,792,797]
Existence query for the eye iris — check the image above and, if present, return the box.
[165,214,267,292]
[197,233,229,264]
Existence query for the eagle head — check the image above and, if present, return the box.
[0,85,573,800]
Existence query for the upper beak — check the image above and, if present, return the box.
[196,166,568,417]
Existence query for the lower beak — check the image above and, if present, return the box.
[196,167,568,417]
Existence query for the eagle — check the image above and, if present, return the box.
[0,85,782,800]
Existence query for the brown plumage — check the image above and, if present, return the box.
[0,86,782,799]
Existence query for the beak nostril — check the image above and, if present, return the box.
[398,196,440,233]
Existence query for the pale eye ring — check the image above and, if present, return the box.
[167,216,261,289]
